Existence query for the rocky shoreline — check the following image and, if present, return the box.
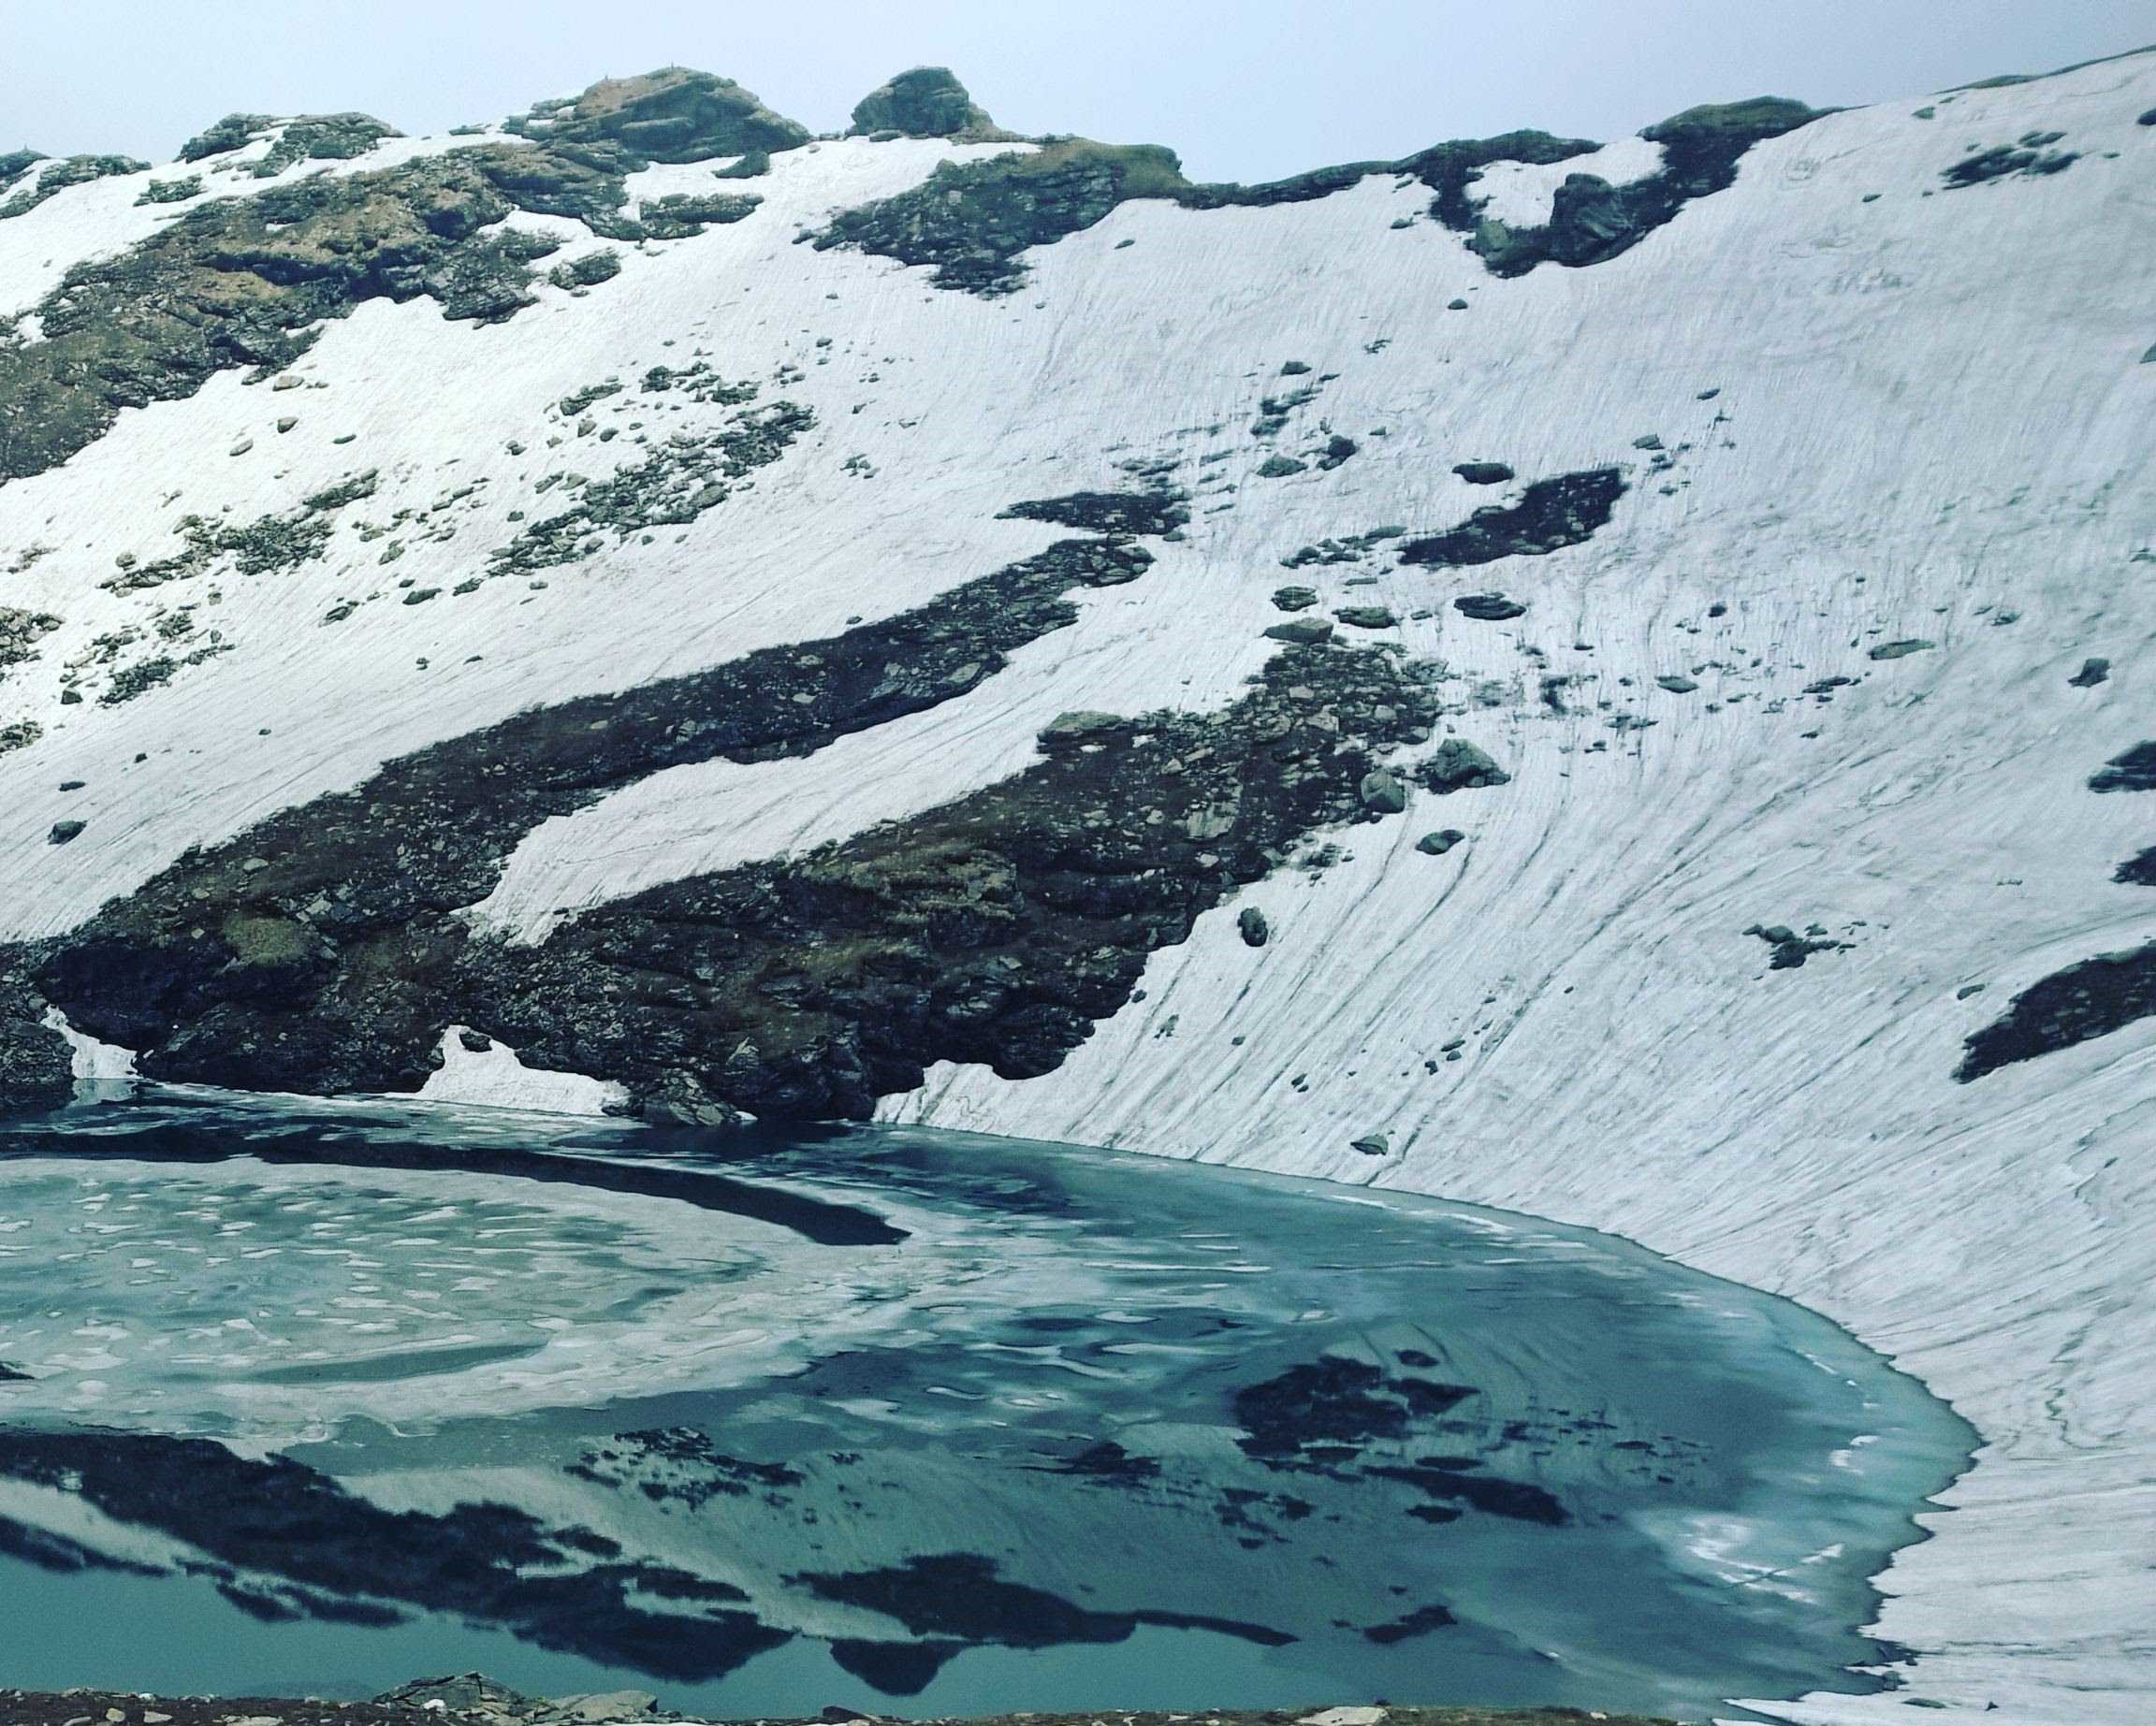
[0,1686,1673,1726]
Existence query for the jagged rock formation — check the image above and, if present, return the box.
[0,50,2151,1726]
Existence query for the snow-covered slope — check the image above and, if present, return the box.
[0,52,2153,1725]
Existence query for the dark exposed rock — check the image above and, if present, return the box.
[999,490,1187,536]
[488,398,812,578]
[1745,922,1850,970]
[848,67,1000,139]
[1943,138,2079,188]
[2090,743,2156,792]
[46,819,85,846]
[0,153,148,218]
[252,113,400,178]
[1255,454,1307,478]
[1452,99,1826,276]
[816,98,1816,297]
[550,249,624,288]
[1415,739,1508,793]
[2069,657,2110,687]
[636,191,761,239]
[1349,1132,1390,1156]
[1237,907,1270,948]
[1272,586,1320,611]
[1656,674,1699,693]
[19,469,1436,1123]
[0,150,45,192]
[103,482,374,595]
[1959,940,2156,1080]
[1453,461,1514,485]
[473,645,1436,1120]
[1416,829,1465,855]
[21,531,1164,1104]
[509,69,810,166]
[1334,604,1397,629]
[178,112,276,161]
[1264,616,1334,645]
[1401,469,1627,567]
[0,140,650,482]
[1453,592,1526,621]
[1360,769,1408,813]
[1868,637,1934,660]
[2113,847,2156,888]
[0,972,72,1110]
[813,139,1191,296]
[0,606,61,672]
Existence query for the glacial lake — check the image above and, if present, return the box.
[0,1089,1973,1722]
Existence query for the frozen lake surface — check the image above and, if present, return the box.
[0,1092,1974,1720]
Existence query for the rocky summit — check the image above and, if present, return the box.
[0,47,2151,1726]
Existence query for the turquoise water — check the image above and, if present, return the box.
[0,1091,1974,1722]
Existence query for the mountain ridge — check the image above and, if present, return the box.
[0,47,2151,1725]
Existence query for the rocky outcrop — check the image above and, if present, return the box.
[1463,99,1825,276]
[815,138,1192,296]
[849,66,1001,139]
[508,68,809,165]
[813,95,1822,297]
[1401,469,1627,568]
[0,135,699,482]
[0,153,147,218]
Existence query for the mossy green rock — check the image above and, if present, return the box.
[849,66,999,139]
[519,68,809,166]
[178,113,276,161]
[0,153,148,218]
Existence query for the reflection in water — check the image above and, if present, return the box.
[0,1091,1973,1719]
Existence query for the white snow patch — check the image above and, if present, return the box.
[415,1027,626,1117]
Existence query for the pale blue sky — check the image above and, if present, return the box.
[5,1,2150,181]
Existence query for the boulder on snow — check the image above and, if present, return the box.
[1415,739,1509,793]
[1360,769,1408,813]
